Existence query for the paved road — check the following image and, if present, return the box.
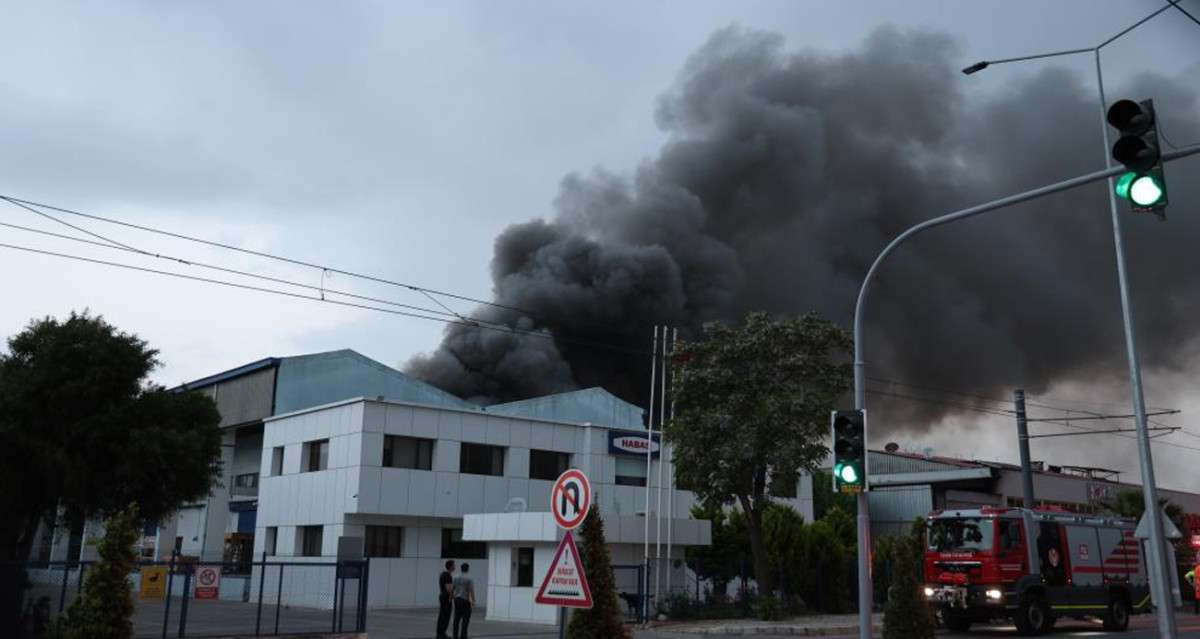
[638,612,1200,639]
[121,596,1200,638]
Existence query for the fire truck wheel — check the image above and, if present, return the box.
[942,610,971,632]
[1102,596,1130,632]
[1014,595,1050,636]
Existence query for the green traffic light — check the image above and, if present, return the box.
[839,464,859,484]
[1129,175,1164,206]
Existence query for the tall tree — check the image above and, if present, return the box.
[567,507,630,639]
[61,504,140,639]
[667,311,852,595]
[0,312,222,561]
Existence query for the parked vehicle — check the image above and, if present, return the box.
[923,506,1149,635]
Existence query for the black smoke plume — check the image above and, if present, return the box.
[406,26,1200,429]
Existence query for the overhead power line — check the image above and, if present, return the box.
[0,240,649,357]
[0,194,630,335]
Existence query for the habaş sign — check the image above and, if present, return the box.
[608,430,660,458]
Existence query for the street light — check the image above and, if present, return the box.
[962,3,1200,636]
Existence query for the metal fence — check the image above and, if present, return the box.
[8,554,368,638]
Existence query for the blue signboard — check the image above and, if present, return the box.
[608,430,661,458]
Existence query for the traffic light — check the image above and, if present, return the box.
[1107,99,1168,215]
[831,409,867,493]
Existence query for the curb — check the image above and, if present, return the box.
[656,624,880,636]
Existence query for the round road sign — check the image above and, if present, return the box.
[551,469,591,530]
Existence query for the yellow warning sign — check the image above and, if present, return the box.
[140,566,168,600]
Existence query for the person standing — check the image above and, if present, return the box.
[452,562,475,639]
[1186,565,1198,614]
[436,560,455,639]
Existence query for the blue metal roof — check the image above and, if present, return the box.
[177,356,280,391]
[486,387,644,428]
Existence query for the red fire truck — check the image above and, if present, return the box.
[923,506,1150,635]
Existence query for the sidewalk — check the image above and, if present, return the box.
[650,613,883,636]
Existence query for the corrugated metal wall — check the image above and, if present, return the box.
[869,485,933,538]
[196,366,276,428]
[869,451,965,474]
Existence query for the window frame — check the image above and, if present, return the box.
[459,442,506,477]
[382,435,434,470]
[264,527,278,556]
[440,528,487,559]
[529,449,571,481]
[270,446,285,476]
[365,525,404,558]
[304,439,329,473]
[300,525,324,557]
[515,546,535,587]
[615,456,648,487]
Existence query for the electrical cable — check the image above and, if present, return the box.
[0,194,640,336]
[0,240,652,356]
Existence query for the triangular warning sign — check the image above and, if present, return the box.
[534,530,593,609]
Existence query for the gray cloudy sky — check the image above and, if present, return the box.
[2,1,1199,488]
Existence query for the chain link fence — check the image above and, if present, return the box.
[8,555,368,638]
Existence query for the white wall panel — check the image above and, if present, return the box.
[461,413,487,443]
[385,405,413,435]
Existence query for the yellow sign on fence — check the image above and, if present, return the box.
[140,566,168,600]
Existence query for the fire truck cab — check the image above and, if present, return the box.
[923,506,1149,635]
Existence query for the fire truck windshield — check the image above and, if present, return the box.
[927,517,994,552]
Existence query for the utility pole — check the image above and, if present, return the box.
[1013,389,1036,515]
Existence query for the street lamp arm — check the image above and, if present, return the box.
[1098,1,1178,48]
[851,142,1200,411]
[1168,0,1200,28]
[966,0,1187,75]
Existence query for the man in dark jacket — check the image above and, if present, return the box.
[436,560,455,639]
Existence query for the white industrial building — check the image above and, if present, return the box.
[27,349,814,622]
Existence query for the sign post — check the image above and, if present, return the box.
[540,470,594,637]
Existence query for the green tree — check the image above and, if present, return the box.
[685,504,747,597]
[60,505,140,639]
[882,520,934,639]
[567,507,630,639]
[667,311,852,595]
[0,312,222,560]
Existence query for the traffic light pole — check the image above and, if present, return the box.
[1095,50,1175,637]
[851,142,1200,639]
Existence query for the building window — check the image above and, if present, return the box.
[300,525,324,557]
[615,457,647,487]
[441,528,487,559]
[304,439,329,472]
[264,527,277,555]
[271,446,285,476]
[770,471,797,498]
[365,526,404,558]
[383,436,433,470]
[529,449,570,481]
[232,473,259,496]
[459,443,505,476]
[516,547,534,587]
[65,517,84,566]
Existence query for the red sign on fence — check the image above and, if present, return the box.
[194,565,221,600]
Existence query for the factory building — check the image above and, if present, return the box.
[30,349,816,618]
[862,448,1200,538]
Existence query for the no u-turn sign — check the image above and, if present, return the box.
[551,469,591,530]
